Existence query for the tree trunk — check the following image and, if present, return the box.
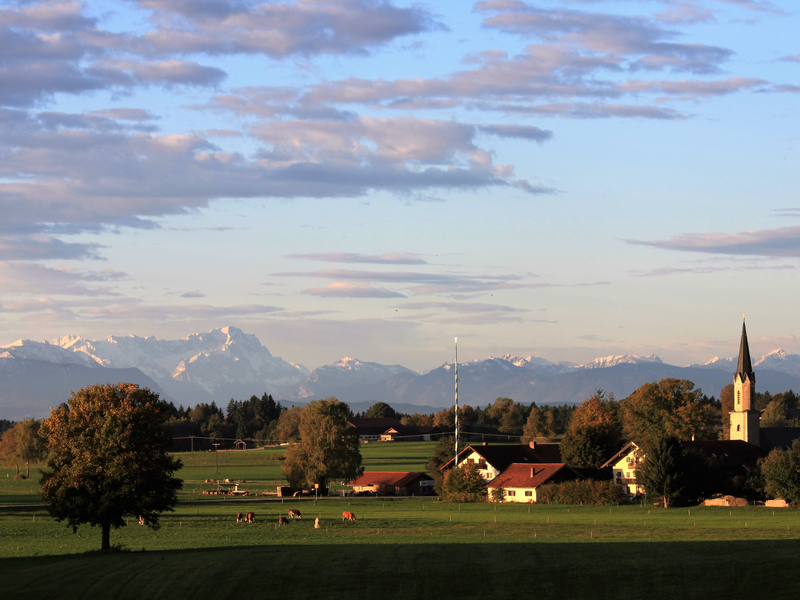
[102,521,111,552]
[25,460,29,478]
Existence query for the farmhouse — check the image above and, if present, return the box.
[346,471,435,496]
[347,418,441,442]
[440,441,562,481]
[487,463,585,503]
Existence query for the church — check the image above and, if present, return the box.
[729,320,800,451]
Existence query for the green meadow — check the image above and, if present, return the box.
[2,442,800,599]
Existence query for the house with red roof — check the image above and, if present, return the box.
[440,441,562,482]
[346,471,435,496]
[486,463,586,503]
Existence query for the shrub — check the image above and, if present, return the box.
[439,462,486,503]
[536,480,626,505]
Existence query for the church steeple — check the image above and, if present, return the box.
[730,317,759,446]
[735,319,755,383]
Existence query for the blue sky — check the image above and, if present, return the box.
[1,0,799,371]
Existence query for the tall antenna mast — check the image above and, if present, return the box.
[454,337,459,468]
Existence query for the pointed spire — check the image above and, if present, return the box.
[736,318,754,382]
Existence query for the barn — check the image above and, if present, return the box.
[346,471,435,496]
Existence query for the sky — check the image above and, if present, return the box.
[1,0,799,372]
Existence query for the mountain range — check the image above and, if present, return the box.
[3,327,800,420]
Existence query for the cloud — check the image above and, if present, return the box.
[180,291,205,298]
[478,124,553,142]
[275,267,551,295]
[0,262,127,296]
[129,0,444,58]
[0,236,106,261]
[778,54,800,63]
[303,282,407,298]
[395,301,529,314]
[632,264,795,277]
[626,226,800,257]
[712,0,787,15]
[286,252,428,265]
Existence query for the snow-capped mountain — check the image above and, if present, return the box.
[575,354,663,369]
[47,326,309,405]
[689,356,736,370]
[755,349,800,378]
[0,339,101,368]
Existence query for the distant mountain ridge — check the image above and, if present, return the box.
[4,326,800,418]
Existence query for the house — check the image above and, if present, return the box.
[602,442,644,496]
[440,441,562,481]
[487,463,585,503]
[347,418,441,442]
[346,471,435,496]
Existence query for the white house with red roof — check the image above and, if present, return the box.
[486,463,586,503]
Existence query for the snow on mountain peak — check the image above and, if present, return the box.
[578,354,663,369]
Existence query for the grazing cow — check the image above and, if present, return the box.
[342,511,356,522]
[278,517,289,526]
[314,517,321,529]
[288,509,301,519]
[246,512,255,523]
[236,512,243,523]
[138,516,144,525]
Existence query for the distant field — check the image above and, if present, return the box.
[0,440,439,503]
[1,500,800,599]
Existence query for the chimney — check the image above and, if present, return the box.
[529,441,536,449]
[530,467,534,478]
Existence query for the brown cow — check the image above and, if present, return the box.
[342,511,356,522]
[246,512,255,523]
[288,509,301,519]
[278,517,289,526]
[236,512,243,523]
[314,517,321,529]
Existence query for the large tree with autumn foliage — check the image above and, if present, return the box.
[621,378,715,448]
[39,383,182,552]
[282,397,363,489]
[560,392,622,468]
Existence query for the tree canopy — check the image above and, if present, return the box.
[621,379,715,447]
[439,462,486,503]
[363,402,397,419]
[39,383,182,551]
[282,398,363,489]
[521,405,555,443]
[760,439,800,505]
[0,418,47,477]
[560,392,622,468]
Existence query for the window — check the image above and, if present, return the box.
[737,391,740,405]
[507,490,516,497]
[737,425,741,432]
[525,491,533,497]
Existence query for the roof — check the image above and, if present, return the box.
[760,428,800,452]
[736,320,755,383]
[441,444,553,471]
[487,463,583,489]
[348,418,407,436]
[600,441,638,468]
[530,442,562,463]
[346,471,433,487]
[682,439,767,466]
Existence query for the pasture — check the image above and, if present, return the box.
[2,442,800,598]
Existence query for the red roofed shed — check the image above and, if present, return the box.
[346,471,435,496]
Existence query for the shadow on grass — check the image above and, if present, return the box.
[1,540,799,600]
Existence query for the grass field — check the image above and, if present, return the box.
[2,442,800,599]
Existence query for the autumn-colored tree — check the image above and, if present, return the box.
[521,405,555,443]
[621,379,715,448]
[275,405,303,442]
[401,413,434,428]
[560,392,622,468]
[282,398,363,489]
[761,397,789,428]
[39,383,182,552]
[433,408,455,429]
[439,462,486,502]
[0,419,47,477]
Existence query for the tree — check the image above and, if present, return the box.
[760,439,800,505]
[761,397,788,428]
[427,435,455,493]
[282,398,363,489]
[275,405,303,443]
[487,397,524,434]
[521,405,555,443]
[635,436,703,508]
[0,419,47,477]
[560,392,622,468]
[39,383,182,551]
[622,379,715,447]
[364,402,397,419]
[439,462,486,502]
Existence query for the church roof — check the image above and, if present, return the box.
[735,320,755,383]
